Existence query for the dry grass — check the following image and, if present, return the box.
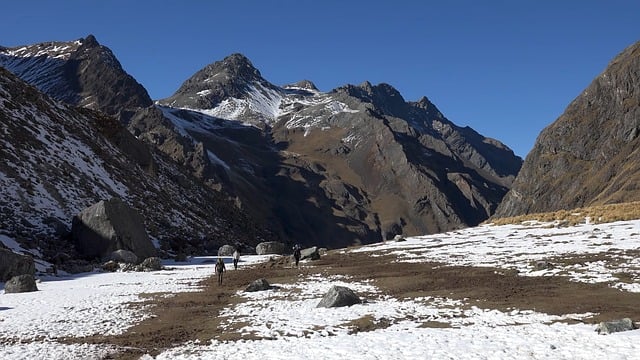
[488,201,640,226]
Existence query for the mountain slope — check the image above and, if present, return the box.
[495,40,640,217]
[1,36,522,249]
[158,55,523,245]
[0,66,274,263]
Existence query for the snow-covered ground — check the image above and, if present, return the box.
[2,220,640,359]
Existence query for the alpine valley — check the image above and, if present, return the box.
[0,35,523,266]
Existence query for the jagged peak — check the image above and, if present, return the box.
[416,96,431,106]
[211,53,262,79]
[284,79,318,91]
[81,34,99,47]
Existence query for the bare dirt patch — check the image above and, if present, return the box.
[72,250,640,359]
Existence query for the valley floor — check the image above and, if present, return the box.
[2,220,640,359]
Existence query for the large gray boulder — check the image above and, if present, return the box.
[317,285,361,308]
[71,197,156,261]
[217,245,236,256]
[0,248,35,282]
[4,274,38,293]
[255,241,286,255]
[300,246,320,261]
[596,318,637,334]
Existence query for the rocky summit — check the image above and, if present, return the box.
[1,35,522,262]
[494,40,640,218]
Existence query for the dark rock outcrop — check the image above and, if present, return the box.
[317,285,361,308]
[4,274,38,293]
[71,197,157,260]
[0,248,35,282]
[495,41,640,217]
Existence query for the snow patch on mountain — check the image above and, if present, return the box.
[167,82,359,132]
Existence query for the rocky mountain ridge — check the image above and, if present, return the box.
[156,52,522,245]
[494,40,640,217]
[1,35,522,255]
[0,66,274,266]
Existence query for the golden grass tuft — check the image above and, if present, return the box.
[488,201,640,226]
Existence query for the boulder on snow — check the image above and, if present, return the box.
[255,241,286,255]
[0,248,35,282]
[300,246,320,261]
[4,274,38,293]
[596,318,637,334]
[245,278,273,292]
[317,285,361,308]
[217,244,236,257]
[71,197,156,261]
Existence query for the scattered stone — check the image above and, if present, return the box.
[245,278,272,292]
[317,285,361,308]
[393,234,406,242]
[0,248,35,282]
[102,260,119,272]
[534,260,554,270]
[596,318,636,334]
[61,260,94,274]
[255,241,286,255]
[4,274,38,293]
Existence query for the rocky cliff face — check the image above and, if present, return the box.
[0,67,274,263]
[494,41,640,217]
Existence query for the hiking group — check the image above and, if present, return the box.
[215,247,240,285]
[215,244,302,285]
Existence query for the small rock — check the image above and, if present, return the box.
[245,278,272,292]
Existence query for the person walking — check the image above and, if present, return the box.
[233,248,240,270]
[293,244,301,267]
[215,257,226,285]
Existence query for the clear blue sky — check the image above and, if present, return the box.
[2,1,638,158]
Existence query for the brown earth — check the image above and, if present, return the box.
[71,250,640,359]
